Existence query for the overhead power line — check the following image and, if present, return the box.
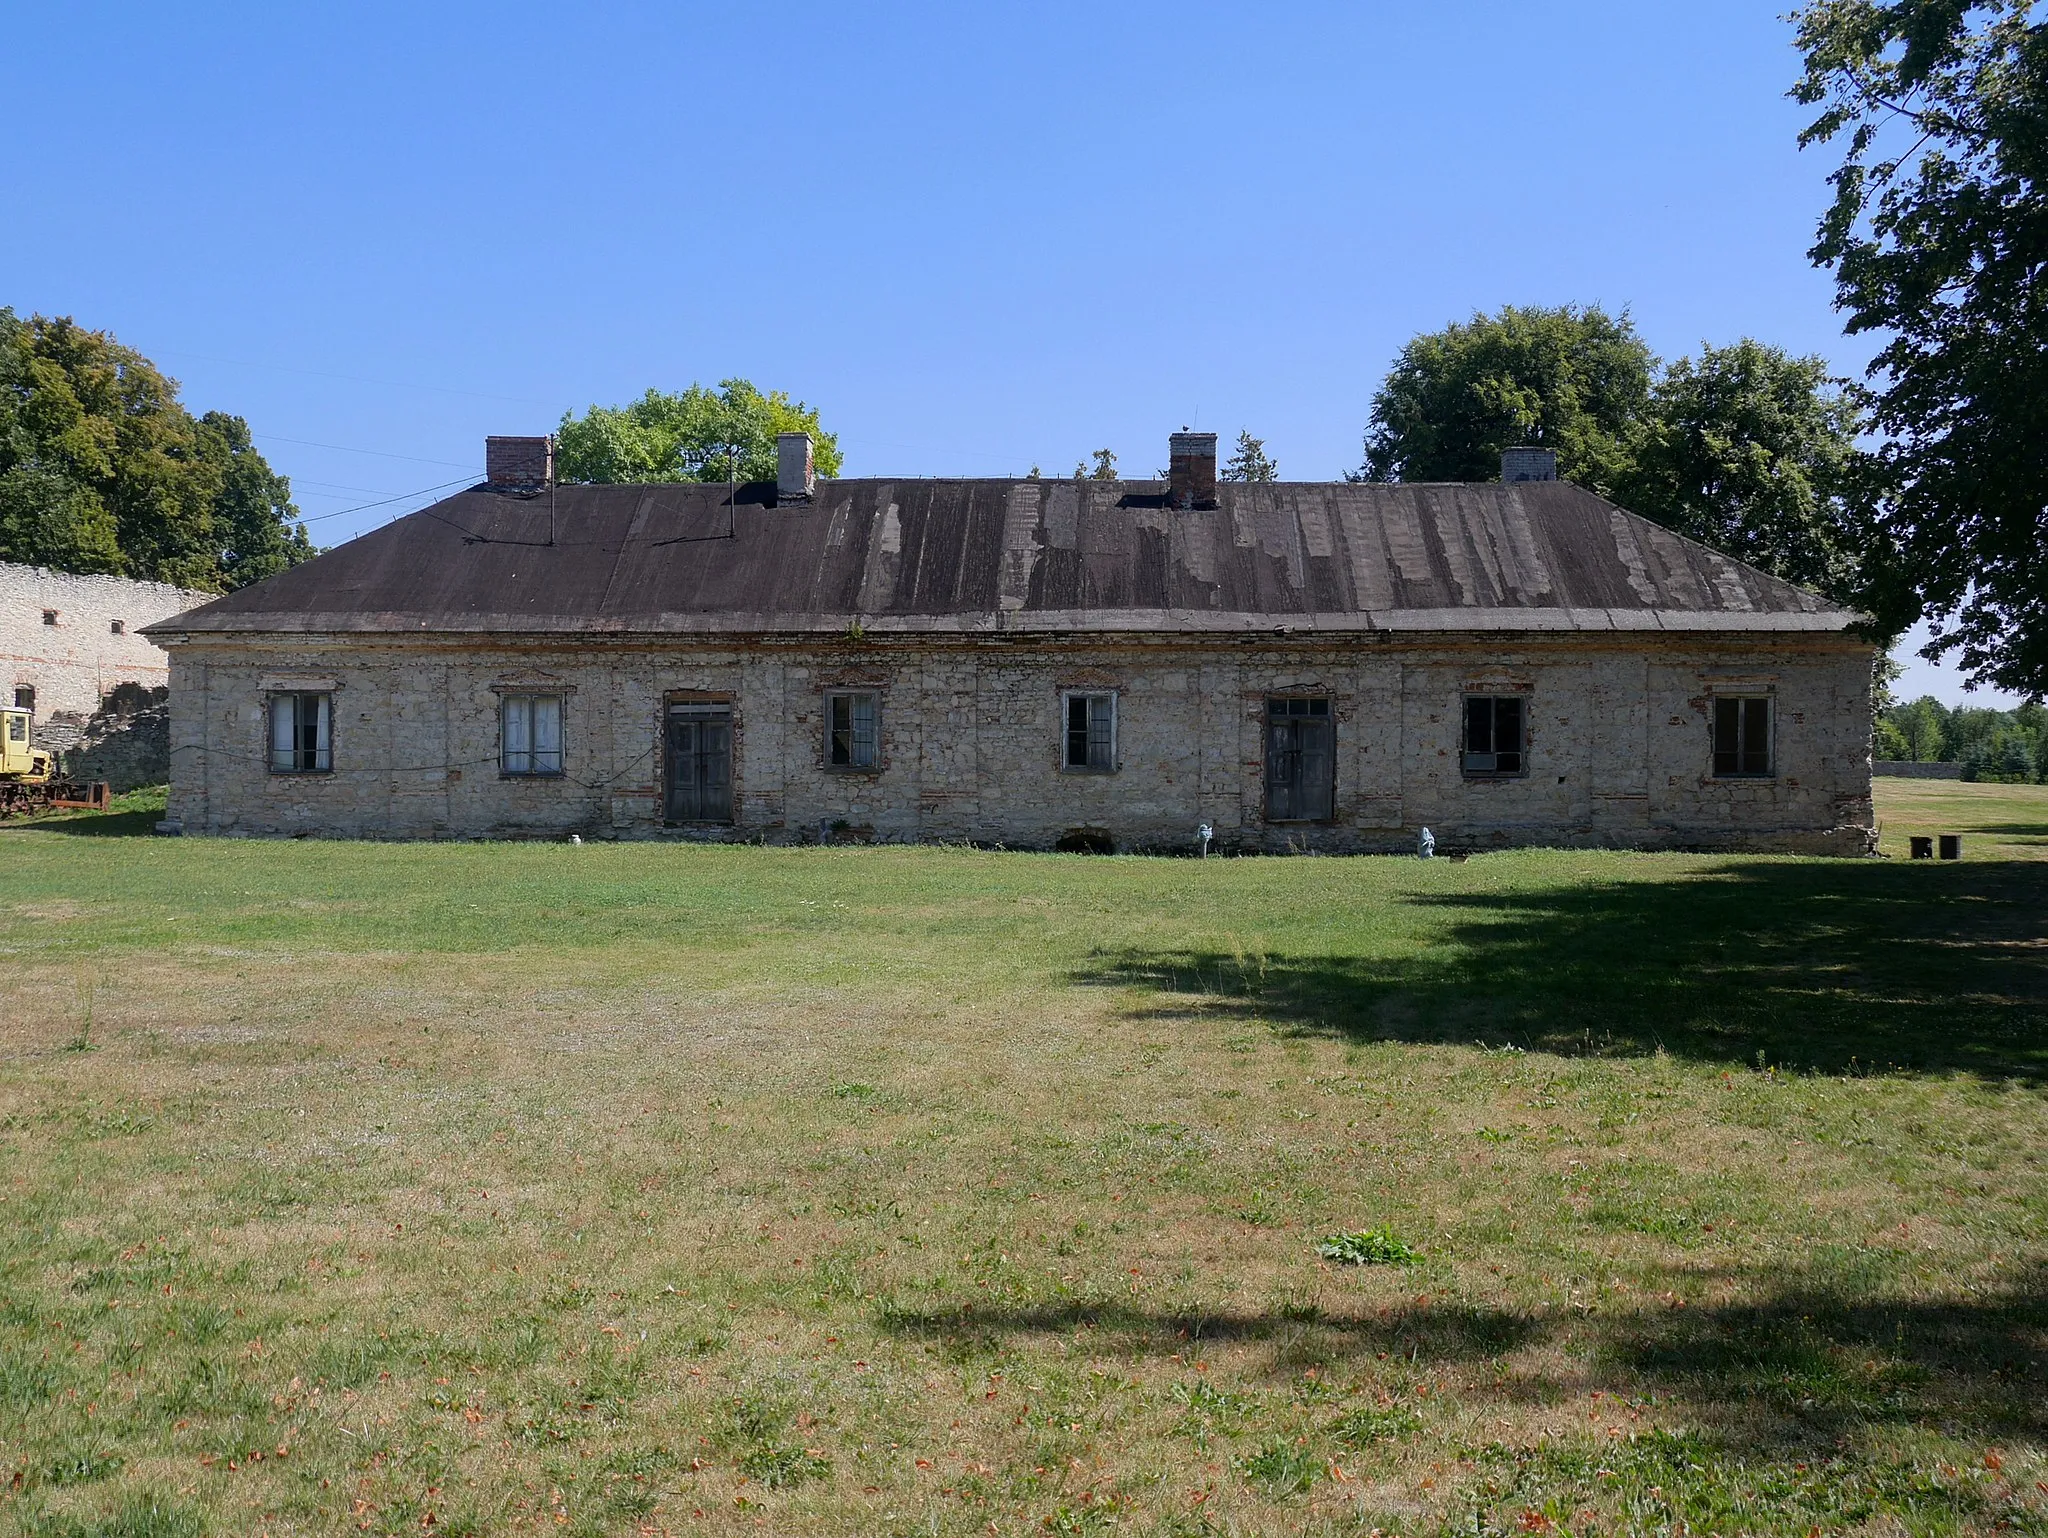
[294,475,478,525]
[153,347,555,407]
[255,434,479,470]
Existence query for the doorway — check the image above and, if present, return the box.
[665,702,732,823]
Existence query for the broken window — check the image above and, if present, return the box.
[1063,691,1116,772]
[268,692,331,773]
[500,693,564,776]
[1462,695,1526,776]
[1265,697,1334,821]
[826,690,880,769]
[1713,696,1773,777]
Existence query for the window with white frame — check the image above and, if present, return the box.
[268,692,331,773]
[1712,695,1773,777]
[500,693,564,776]
[826,690,880,769]
[1462,695,1527,776]
[1062,691,1116,772]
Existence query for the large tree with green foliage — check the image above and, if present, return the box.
[0,309,311,590]
[1356,304,1655,493]
[555,380,842,485]
[1360,307,1881,613]
[1614,340,1875,601]
[1794,0,2048,697]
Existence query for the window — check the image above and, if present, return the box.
[1265,697,1334,821]
[40,610,56,627]
[1062,692,1116,772]
[826,690,880,769]
[110,619,125,635]
[12,686,32,713]
[1713,695,1773,777]
[268,692,331,773]
[1462,695,1526,776]
[500,693,564,776]
[6,713,24,743]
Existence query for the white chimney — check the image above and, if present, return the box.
[776,433,815,502]
[1501,446,1558,483]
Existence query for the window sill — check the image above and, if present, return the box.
[1711,774,1777,782]
[267,769,333,777]
[500,772,566,780]
[823,765,883,776]
[1060,766,1119,776]
[1461,773,1529,782]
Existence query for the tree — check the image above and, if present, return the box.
[1356,304,1655,493]
[1072,448,1118,481]
[1793,0,2048,697]
[555,380,842,485]
[1222,430,1278,482]
[1614,340,1875,605]
[0,309,310,590]
[199,411,313,586]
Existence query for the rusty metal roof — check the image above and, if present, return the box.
[145,478,1859,638]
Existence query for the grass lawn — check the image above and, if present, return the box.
[0,783,2042,1537]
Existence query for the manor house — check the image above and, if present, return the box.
[142,432,1876,853]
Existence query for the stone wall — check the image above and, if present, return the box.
[0,564,209,734]
[162,631,1876,852]
[61,684,170,793]
[1873,761,1963,779]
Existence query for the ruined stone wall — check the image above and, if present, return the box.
[0,563,208,728]
[61,685,171,793]
[162,631,1875,852]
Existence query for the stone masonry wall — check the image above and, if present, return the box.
[0,563,209,727]
[163,632,1876,852]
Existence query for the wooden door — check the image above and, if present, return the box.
[666,706,733,823]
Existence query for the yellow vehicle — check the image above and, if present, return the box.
[0,707,108,816]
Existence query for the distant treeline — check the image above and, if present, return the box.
[1877,697,2045,784]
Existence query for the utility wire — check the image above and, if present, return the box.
[154,348,553,408]
[255,434,478,470]
[294,475,478,526]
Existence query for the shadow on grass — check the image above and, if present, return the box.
[877,1263,2048,1454]
[4,807,164,837]
[1074,858,2048,1081]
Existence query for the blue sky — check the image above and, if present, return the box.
[4,1,2013,705]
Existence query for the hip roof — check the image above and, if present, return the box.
[144,477,1861,639]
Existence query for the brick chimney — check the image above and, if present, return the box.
[776,432,815,502]
[1168,431,1217,508]
[1500,446,1557,483]
[485,436,554,490]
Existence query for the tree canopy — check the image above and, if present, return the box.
[1222,430,1278,482]
[1358,304,1655,493]
[1614,340,1875,600]
[0,309,311,590]
[555,381,842,485]
[1359,307,1879,613]
[1794,0,2048,696]
[1876,693,2045,781]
